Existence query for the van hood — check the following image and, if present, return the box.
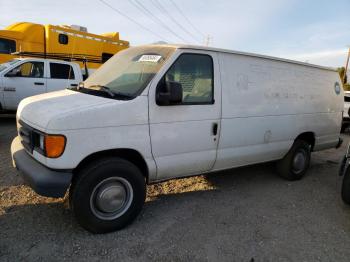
[17,89,148,131]
[18,90,114,130]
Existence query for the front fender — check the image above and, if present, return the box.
[44,125,157,181]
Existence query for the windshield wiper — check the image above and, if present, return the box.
[71,84,134,100]
[88,85,116,98]
[88,85,134,99]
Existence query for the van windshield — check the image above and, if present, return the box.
[83,46,175,98]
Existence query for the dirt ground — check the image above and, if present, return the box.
[1,115,350,261]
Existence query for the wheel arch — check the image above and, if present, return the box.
[295,132,316,151]
[73,148,150,183]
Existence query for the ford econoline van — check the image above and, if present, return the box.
[11,45,343,233]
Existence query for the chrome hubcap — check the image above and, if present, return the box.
[90,177,133,220]
[292,151,306,174]
[95,183,126,213]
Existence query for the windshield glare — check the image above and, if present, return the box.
[84,46,175,97]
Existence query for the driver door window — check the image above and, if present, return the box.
[164,53,214,104]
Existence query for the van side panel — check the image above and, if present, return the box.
[213,52,342,170]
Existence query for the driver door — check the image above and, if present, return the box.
[3,61,47,110]
[148,51,222,180]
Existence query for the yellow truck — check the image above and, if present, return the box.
[0,22,129,70]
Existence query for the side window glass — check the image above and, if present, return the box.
[58,34,68,45]
[50,63,75,79]
[102,53,113,63]
[0,38,16,54]
[8,62,44,78]
[165,54,214,104]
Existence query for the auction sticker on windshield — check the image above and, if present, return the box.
[138,54,162,63]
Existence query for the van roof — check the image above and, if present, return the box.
[148,44,337,72]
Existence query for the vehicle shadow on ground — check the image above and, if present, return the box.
[0,156,345,238]
[3,156,350,262]
[0,162,284,233]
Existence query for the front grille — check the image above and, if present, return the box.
[19,120,34,153]
[18,120,41,154]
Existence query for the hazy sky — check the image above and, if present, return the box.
[0,0,349,68]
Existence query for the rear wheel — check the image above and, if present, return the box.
[277,140,311,181]
[341,169,350,204]
[70,157,146,233]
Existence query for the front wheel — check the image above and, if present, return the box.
[70,157,146,233]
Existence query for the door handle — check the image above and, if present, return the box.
[70,83,78,87]
[212,122,218,136]
[34,82,44,85]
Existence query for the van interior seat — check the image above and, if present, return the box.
[184,78,212,103]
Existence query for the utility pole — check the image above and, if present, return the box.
[344,47,350,84]
[205,35,212,46]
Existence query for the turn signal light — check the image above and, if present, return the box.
[45,135,66,158]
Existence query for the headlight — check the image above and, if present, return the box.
[39,134,45,150]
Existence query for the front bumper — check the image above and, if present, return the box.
[11,136,72,198]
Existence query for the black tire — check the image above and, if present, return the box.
[341,169,350,204]
[341,124,346,133]
[277,140,311,181]
[70,157,146,234]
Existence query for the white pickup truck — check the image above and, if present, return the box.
[0,58,82,111]
[11,45,343,234]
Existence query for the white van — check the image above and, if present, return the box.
[11,45,343,233]
[0,58,82,111]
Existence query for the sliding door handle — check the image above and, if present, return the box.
[34,82,44,86]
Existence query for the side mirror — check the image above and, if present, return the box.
[156,81,183,105]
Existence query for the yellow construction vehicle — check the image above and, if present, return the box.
[0,22,129,70]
